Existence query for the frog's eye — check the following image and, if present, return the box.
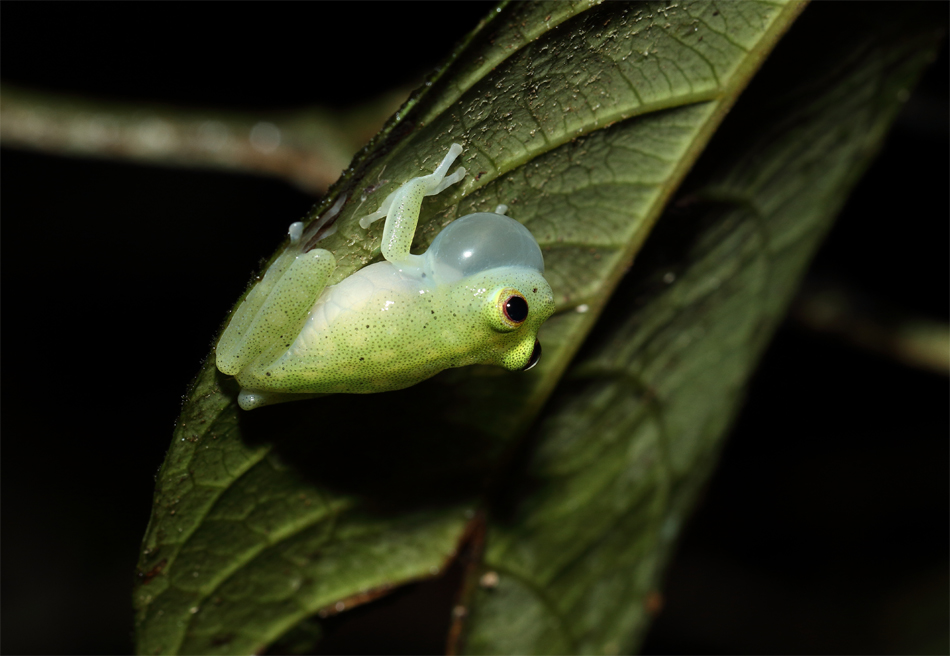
[497,289,529,329]
[503,293,529,324]
[522,339,542,371]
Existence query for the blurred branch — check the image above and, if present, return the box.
[792,282,950,375]
[0,83,410,194]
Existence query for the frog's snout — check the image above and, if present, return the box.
[522,339,542,371]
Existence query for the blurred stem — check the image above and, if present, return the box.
[0,83,410,194]
[792,282,950,375]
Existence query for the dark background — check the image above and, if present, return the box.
[2,4,947,654]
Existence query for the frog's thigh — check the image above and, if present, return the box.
[218,249,298,364]
[217,249,336,375]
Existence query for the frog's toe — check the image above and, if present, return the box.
[359,209,387,229]
[433,166,466,194]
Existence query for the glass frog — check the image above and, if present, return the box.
[216,143,556,410]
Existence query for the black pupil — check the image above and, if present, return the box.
[504,296,529,323]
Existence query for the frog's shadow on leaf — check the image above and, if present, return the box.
[222,372,500,508]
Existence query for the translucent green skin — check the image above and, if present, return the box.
[216,144,556,410]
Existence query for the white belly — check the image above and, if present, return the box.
[294,261,430,350]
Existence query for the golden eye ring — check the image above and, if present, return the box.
[498,289,529,327]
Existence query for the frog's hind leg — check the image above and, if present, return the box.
[217,248,335,376]
[218,248,297,371]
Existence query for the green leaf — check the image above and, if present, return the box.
[454,5,944,654]
[134,1,818,653]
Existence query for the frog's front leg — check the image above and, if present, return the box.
[216,247,336,377]
[358,144,466,268]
